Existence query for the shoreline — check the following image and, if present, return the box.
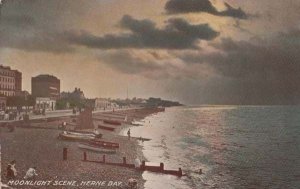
[0,107,165,189]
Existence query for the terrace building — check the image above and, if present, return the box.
[0,65,22,97]
[0,96,6,111]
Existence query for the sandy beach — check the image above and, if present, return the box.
[0,108,164,189]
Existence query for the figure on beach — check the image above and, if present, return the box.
[94,129,99,135]
[6,160,17,180]
[127,129,131,140]
[134,157,141,169]
[126,178,138,189]
[24,167,38,180]
[59,121,67,130]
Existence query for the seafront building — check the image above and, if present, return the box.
[35,97,56,111]
[60,88,85,100]
[32,74,60,111]
[31,74,60,99]
[0,65,22,110]
[0,65,22,97]
[0,96,6,111]
[95,98,110,110]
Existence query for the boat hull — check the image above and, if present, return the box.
[78,144,116,153]
[103,120,122,126]
[66,131,96,137]
[97,125,115,131]
[59,133,96,141]
[88,140,119,149]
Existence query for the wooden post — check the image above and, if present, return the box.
[160,163,164,172]
[199,169,202,174]
[141,161,146,170]
[178,168,182,177]
[63,148,68,160]
[103,155,106,163]
[123,157,126,165]
[83,152,87,161]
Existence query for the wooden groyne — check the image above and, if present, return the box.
[140,161,182,176]
[62,149,182,177]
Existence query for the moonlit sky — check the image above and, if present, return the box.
[0,0,300,104]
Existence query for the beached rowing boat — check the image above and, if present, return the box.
[78,143,116,153]
[131,120,144,126]
[58,131,102,141]
[66,131,96,137]
[103,119,122,126]
[88,140,119,149]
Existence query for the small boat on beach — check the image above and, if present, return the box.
[78,143,116,153]
[97,125,116,131]
[66,131,97,137]
[103,119,122,126]
[88,139,119,149]
[131,120,144,126]
[58,131,102,141]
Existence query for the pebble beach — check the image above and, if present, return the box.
[0,108,164,189]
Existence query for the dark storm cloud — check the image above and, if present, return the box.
[1,1,219,52]
[0,0,91,53]
[99,50,185,80]
[100,50,161,74]
[96,28,300,104]
[178,31,300,104]
[64,15,219,50]
[165,0,248,19]
[0,30,75,53]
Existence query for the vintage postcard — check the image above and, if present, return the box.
[0,0,300,189]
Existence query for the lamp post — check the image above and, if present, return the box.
[25,93,28,115]
[22,93,30,123]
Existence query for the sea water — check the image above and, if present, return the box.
[126,106,300,189]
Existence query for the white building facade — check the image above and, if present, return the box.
[35,97,56,111]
